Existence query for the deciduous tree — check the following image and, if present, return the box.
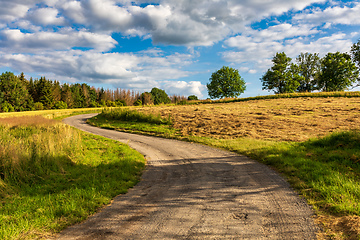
[207,66,246,99]
[261,52,302,94]
[317,52,359,92]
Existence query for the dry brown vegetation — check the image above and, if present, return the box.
[138,97,360,142]
[0,115,59,127]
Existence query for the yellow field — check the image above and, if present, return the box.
[138,97,360,142]
[0,107,102,119]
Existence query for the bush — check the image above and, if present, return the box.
[133,99,142,106]
[53,101,68,109]
[188,95,198,101]
[0,101,14,112]
[115,99,127,107]
[150,88,171,105]
[34,102,44,110]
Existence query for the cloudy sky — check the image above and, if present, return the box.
[0,0,359,98]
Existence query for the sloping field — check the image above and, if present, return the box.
[137,97,360,142]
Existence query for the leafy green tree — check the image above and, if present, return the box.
[296,52,320,92]
[261,52,302,94]
[351,39,360,70]
[207,66,246,99]
[188,95,198,100]
[317,52,359,92]
[150,88,171,105]
[0,72,33,111]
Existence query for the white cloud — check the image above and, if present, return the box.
[294,2,360,26]
[27,7,66,26]
[54,0,325,46]
[162,80,206,98]
[222,28,354,73]
[0,29,117,52]
[0,48,195,93]
[0,0,36,23]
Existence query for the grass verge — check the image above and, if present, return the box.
[0,116,145,239]
[87,108,180,138]
[89,109,360,239]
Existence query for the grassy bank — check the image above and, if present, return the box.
[0,116,145,239]
[89,102,360,239]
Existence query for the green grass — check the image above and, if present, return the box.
[87,108,180,138]
[0,120,145,239]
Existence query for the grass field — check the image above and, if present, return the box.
[89,96,360,240]
[0,113,145,239]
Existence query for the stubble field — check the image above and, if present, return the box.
[137,97,360,142]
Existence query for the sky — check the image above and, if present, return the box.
[0,0,359,99]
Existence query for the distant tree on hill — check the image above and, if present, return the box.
[207,66,246,99]
[188,95,198,101]
[150,88,171,105]
[317,52,359,92]
[261,52,302,94]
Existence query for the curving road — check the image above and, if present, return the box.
[59,114,319,239]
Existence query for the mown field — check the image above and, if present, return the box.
[88,95,360,240]
[0,112,146,239]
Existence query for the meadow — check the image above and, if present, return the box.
[88,94,360,240]
[0,112,145,239]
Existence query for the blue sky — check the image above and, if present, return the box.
[0,0,359,98]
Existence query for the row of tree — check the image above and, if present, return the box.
[0,72,193,113]
[260,40,360,94]
[205,40,360,99]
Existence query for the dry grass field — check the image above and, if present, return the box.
[137,97,360,142]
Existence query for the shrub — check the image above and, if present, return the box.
[188,95,198,101]
[134,99,142,106]
[34,102,44,110]
[150,88,171,105]
[0,101,14,112]
[53,101,68,109]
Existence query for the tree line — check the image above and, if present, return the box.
[0,72,192,113]
[261,40,360,94]
[206,39,360,99]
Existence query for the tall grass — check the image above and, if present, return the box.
[0,116,145,239]
[101,107,172,125]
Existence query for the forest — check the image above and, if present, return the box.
[0,72,188,112]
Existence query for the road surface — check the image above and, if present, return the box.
[59,114,319,239]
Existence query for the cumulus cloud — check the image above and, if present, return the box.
[0,48,195,92]
[54,0,325,46]
[294,2,360,26]
[223,25,354,73]
[162,80,206,98]
[27,7,66,26]
[0,0,37,23]
[0,29,117,52]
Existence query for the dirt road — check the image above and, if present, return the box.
[59,114,319,239]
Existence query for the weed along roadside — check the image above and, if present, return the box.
[0,114,146,239]
[87,95,360,239]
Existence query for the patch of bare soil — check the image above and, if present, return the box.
[139,97,360,142]
[316,215,360,240]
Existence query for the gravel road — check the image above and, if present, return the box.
[59,113,319,239]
